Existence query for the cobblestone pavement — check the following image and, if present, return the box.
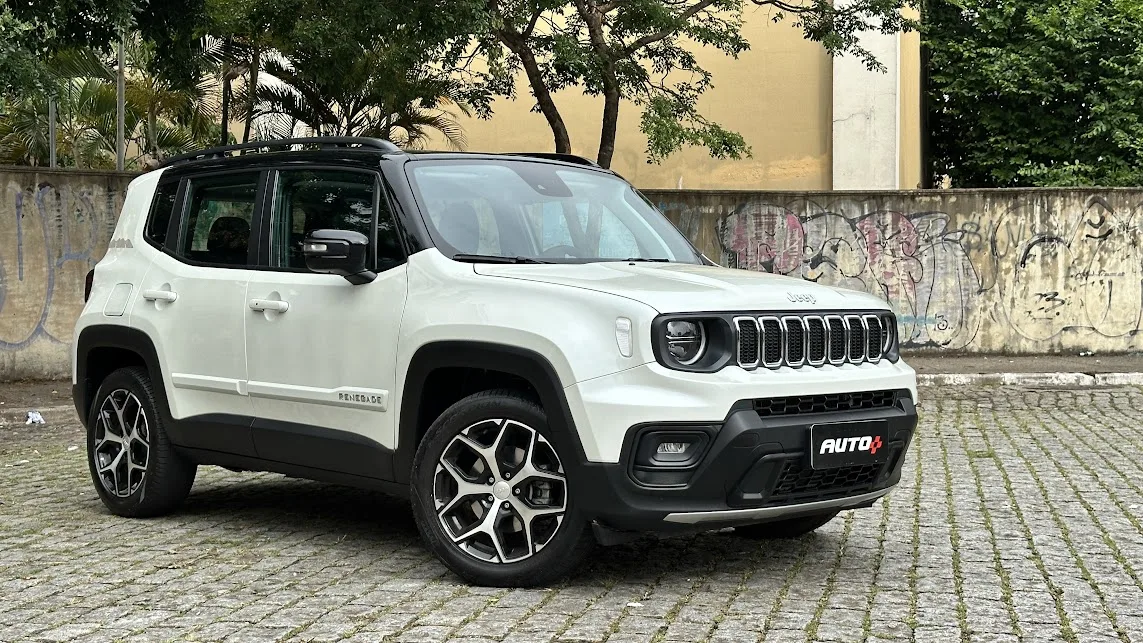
[3,384,1143,643]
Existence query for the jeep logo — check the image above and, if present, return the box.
[786,292,816,304]
[819,435,883,455]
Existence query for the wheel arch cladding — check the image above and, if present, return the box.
[74,325,166,425]
[396,341,586,485]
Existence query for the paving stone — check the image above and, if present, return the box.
[5,385,1143,641]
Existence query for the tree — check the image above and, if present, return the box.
[256,46,472,148]
[0,40,221,168]
[925,0,1143,187]
[0,0,134,96]
[472,0,917,168]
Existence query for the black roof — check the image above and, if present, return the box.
[158,136,601,171]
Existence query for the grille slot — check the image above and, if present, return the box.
[845,315,866,362]
[736,318,760,367]
[760,318,783,366]
[827,316,847,364]
[864,315,884,360]
[753,390,900,417]
[805,317,827,365]
[783,317,806,366]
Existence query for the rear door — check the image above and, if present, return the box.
[130,170,264,455]
[243,167,408,479]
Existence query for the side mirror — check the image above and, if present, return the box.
[302,230,376,285]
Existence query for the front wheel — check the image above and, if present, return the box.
[733,510,840,539]
[410,390,594,587]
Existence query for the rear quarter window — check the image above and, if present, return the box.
[145,182,179,247]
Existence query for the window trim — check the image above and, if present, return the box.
[143,180,181,251]
[169,169,267,270]
[258,165,407,274]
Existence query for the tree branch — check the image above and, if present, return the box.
[523,5,543,39]
[623,0,723,55]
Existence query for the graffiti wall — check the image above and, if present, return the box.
[647,189,1143,354]
[2,171,1142,381]
[1,168,128,379]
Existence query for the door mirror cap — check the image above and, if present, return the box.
[302,229,376,285]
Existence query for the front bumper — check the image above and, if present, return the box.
[571,390,917,533]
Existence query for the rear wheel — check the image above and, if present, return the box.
[410,390,594,587]
[86,367,196,517]
[733,510,840,539]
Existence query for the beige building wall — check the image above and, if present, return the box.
[432,6,921,191]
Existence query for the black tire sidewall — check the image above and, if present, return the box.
[410,391,592,587]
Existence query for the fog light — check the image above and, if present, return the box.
[656,442,690,455]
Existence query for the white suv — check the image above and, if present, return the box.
[73,137,918,587]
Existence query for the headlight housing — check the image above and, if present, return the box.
[651,316,734,372]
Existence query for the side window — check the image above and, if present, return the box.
[145,182,179,247]
[178,173,259,266]
[271,169,403,270]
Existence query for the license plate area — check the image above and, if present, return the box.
[809,420,890,470]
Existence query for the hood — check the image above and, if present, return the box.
[473,261,888,313]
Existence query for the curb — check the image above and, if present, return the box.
[917,372,1143,387]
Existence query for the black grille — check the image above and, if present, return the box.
[771,459,883,501]
[737,319,759,365]
[785,319,805,363]
[761,318,782,364]
[753,390,899,417]
[827,317,847,362]
[732,312,895,370]
[847,317,866,361]
[806,317,826,363]
[866,318,884,358]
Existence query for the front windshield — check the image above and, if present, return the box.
[406,160,702,263]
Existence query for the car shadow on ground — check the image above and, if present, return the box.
[165,473,843,586]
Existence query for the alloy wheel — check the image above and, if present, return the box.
[433,418,567,563]
[93,389,150,498]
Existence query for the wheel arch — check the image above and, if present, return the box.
[396,341,586,485]
[74,325,167,426]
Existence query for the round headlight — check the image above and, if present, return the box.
[665,320,706,365]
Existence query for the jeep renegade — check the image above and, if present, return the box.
[73,137,918,587]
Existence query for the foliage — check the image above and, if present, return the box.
[0,0,135,96]
[0,36,222,168]
[470,0,917,168]
[256,46,472,149]
[925,0,1143,187]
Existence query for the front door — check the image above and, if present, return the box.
[243,168,408,479]
[130,171,262,455]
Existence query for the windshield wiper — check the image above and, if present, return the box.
[452,253,552,264]
[621,257,671,262]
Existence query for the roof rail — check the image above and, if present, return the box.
[158,137,401,168]
[501,152,600,167]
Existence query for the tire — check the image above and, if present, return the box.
[410,389,594,587]
[733,510,840,539]
[86,366,196,517]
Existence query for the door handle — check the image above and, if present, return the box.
[141,289,177,302]
[249,298,289,313]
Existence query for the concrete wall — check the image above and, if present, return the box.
[1,167,129,379]
[4,169,1142,380]
[648,188,1143,354]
